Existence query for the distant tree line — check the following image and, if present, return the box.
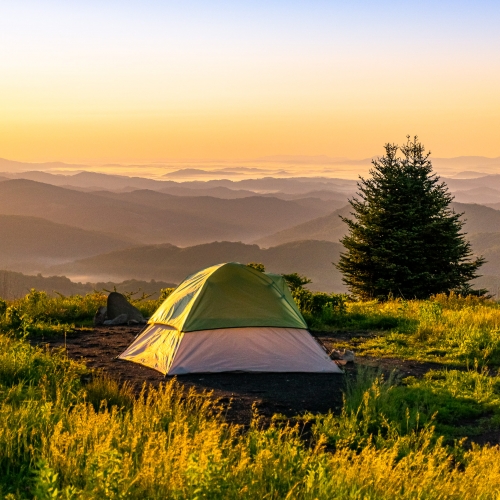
[0,270,175,301]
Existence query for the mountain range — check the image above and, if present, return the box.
[256,202,500,248]
[0,215,134,271]
[2,167,500,296]
[0,269,175,300]
[0,179,331,246]
[49,240,344,293]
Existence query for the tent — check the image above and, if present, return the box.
[118,262,341,374]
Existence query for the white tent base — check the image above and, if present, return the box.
[119,325,342,375]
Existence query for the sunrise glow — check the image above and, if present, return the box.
[0,1,499,166]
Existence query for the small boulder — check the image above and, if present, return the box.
[330,349,355,365]
[103,313,128,326]
[93,306,107,326]
[106,292,145,324]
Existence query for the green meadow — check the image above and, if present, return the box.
[2,290,500,498]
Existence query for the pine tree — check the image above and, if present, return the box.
[336,137,484,300]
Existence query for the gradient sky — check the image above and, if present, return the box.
[1,0,499,163]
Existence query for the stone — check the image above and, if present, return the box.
[93,306,107,326]
[103,313,128,326]
[330,349,355,363]
[106,292,145,323]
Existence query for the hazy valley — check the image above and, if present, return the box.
[2,161,500,296]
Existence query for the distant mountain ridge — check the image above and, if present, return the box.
[0,158,88,172]
[255,205,352,248]
[49,240,345,293]
[0,179,328,245]
[2,162,500,295]
[441,175,500,192]
[1,168,358,194]
[453,187,500,205]
[7,163,500,201]
[0,215,134,271]
[256,202,500,248]
[2,170,168,191]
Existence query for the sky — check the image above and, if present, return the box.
[0,0,499,165]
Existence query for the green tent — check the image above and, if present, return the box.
[149,262,307,332]
[119,262,340,374]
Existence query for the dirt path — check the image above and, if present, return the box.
[31,327,444,425]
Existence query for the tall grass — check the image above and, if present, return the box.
[2,332,500,498]
[310,293,500,365]
[0,289,169,336]
[314,366,500,447]
[3,289,500,496]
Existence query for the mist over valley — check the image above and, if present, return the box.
[1,163,500,296]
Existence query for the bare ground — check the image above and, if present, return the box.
[30,326,448,426]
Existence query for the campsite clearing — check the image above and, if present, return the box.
[30,325,451,426]
[10,293,500,497]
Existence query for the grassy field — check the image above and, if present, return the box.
[307,293,500,366]
[2,290,500,498]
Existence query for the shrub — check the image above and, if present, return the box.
[0,289,107,335]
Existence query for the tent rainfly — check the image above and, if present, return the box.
[118,262,341,374]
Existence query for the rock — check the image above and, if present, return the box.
[93,306,107,326]
[106,292,145,323]
[103,313,128,326]
[330,349,355,363]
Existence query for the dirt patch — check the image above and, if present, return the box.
[30,327,449,425]
[31,326,347,425]
[28,327,500,445]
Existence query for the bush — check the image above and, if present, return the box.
[0,288,176,335]
[0,289,107,335]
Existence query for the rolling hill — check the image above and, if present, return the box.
[484,202,500,211]
[49,240,346,293]
[442,174,500,192]
[0,180,326,246]
[468,233,500,281]
[452,203,500,233]
[158,185,347,212]
[452,187,500,205]
[468,232,500,254]
[92,188,336,227]
[256,203,500,248]
[0,158,88,173]
[0,215,134,271]
[160,185,259,198]
[2,168,358,195]
[2,169,169,191]
[179,177,357,194]
[255,205,352,247]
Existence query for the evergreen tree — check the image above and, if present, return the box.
[336,137,484,300]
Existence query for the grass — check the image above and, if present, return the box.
[3,289,500,496]
[313,366,500,447]
[9,287,500,368]
[2,332,500,498]
[0,289,167,336]
[309,293,500,366]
